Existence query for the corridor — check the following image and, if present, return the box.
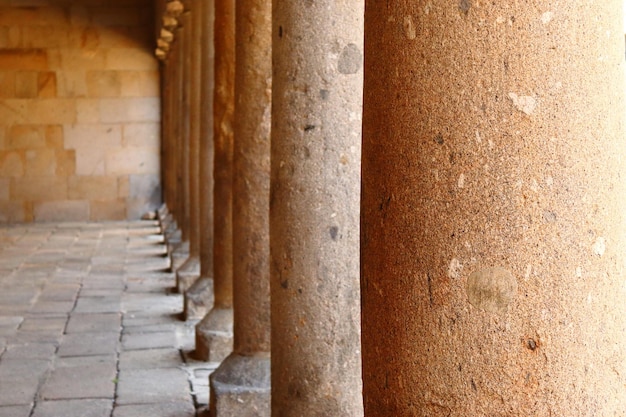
[0,220,215,417]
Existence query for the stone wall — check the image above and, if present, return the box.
[0,0,161,222]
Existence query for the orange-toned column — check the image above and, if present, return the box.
[195,0,235,362]
[270,1,364,415]
[184,0,216,320]
[177,1,203,296]
[361,2,626,415]
[209,0,271,414]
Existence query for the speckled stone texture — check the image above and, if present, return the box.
[209,0,272,414]
[270,1,364,416]
[361,1,626,415]
[195,0,235,361]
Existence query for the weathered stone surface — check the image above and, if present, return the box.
[176,254,200,294]
[183,276,214,320]
[116,368,190,405]
[32,399,112,417]
[360,2,626,415]
[270,0,364,415]
[195,307,233,362]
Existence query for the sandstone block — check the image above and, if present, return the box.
[0,179,8,201]
[0,49,48,70]
[86,71,121,97]
[45,125,64,148]
[15,71,38,98]
[56,70,87,97]
[74,147,105,176]
[0,151,24,177]
[55,149,76,176]
[37,71,57,98]
[105,49,157,71]
[90,200,126,221]
[75,99,100,123]
[117,176,129,198]
[26,99,76,124]
[64,124,122,149]
[0,71,15,98]
[11,177,67,200]
[105,147,159,175]
[99,97,160,123]
[33,200,89,222]
[22,26,69,49]
[8,125,46,149]
[119,71,159,97]
[68,175,118,200]
[24,148,56,176]
[122,123,159,147]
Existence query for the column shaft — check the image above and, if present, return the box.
[195,0,235,362]
[270,1,364,415]
[185,0,216,320]
[361,1,626,415]
[209,0,272,414]
[177,1,203,295]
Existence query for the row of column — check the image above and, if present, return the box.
[159,0,626,416]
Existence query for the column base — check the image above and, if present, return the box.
[176,254,200,293]
[169,240,190,274]
[194,307,233,362]
[184,276,214,320]
[163,216,180,243]
[210,353,270,417]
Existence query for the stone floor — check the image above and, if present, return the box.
[0,221,218,417]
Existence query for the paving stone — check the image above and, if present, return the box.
[121,331,178,350]
[38,284,80,302]
[40,356,116,400]
[32,399,112,417]
[66,313,121,333]
[29,300,75,315]
[19,316,67,334]
[74,296,122,313]
[2,343,57,360]
[116,368,191,405]
[0,316,23,336]
[119,348,182,370]
[112,402,195,417]
[57,332,120,357]
[0,405,33,417]
[0,359,50,406]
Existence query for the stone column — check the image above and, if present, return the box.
[270,1,364,415]
[209,0,271,414]
[195,0,235,362]
[184,0,216,320]
[170,13,192,272]
[176,2,202,296]
[361,2,626,415]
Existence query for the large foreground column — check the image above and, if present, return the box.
[177,1,203,297]
[270,1,364,416]
[184,0,216,320]
[195,0,235,362]
[209,0,272,415]
[361,2,626,415]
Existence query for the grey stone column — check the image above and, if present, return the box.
[209,0,271,414]
[176,2,203,296]
[184,0,216,321]
[361,1,626,415]
[270,1,364,416]
[195,0,235,362]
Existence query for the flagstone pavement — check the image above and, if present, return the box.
[0,221,218,417]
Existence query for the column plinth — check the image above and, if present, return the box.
[361,2,626,415]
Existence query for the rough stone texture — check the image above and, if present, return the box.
[360,1,626,416]
[184,276,214,320]
[0,2,161,222]
[176,254,200,294]
[210,353,270,417]
[208,0,272,415]
[32,399,112,417]
[195,307,233,363]
[270,1,364,415]
[195,0,234,362]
